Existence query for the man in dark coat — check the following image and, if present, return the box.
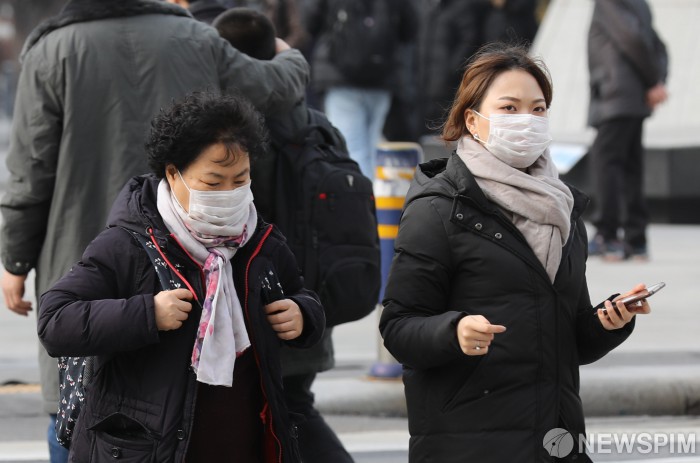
[304,0,417,179]
[587,0,668,260]
[0,1,309,460]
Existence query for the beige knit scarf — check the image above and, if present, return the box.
[457,137,574,282]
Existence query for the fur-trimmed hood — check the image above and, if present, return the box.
[22,0,191,59]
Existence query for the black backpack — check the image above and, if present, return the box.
[325,0,400,87]
[270,109,381,326]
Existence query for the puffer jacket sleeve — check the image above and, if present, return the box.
[0,51,62,275]
[575,279,635,365]
[380,197,468,370]
[212,30,309,116]
[272,235,325,348]
[38,227,160,357]
[573,220,635,365]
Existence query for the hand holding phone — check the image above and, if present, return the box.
[615,282,665,307]
[593,282,663,317]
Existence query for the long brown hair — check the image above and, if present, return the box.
[442,43,553,142]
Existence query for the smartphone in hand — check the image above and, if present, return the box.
[615,282,665,306]
[593,282,665,316]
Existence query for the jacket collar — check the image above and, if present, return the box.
[408,152,589,221]
[22,0,191,59]
[406,153,500,216]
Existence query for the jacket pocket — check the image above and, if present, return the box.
[440,355,492,413]
[89,413,157,462]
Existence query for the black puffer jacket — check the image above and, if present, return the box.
[38,175,324,463]
[379,154,634,462]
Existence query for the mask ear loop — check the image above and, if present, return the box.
[173,170,192,214]
[469,110,489,143]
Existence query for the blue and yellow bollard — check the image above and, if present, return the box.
[369,142,423,379]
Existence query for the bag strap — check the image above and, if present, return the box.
[122,228,186,292]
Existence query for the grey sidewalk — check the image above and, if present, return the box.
[312,223,700,418]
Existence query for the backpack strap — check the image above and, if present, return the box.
[122,228,186,292]
[305,108,348,152]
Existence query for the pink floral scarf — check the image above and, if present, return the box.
[157,180,257,386]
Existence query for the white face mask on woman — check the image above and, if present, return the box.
[174,170,254,237]
[473,111,552,168]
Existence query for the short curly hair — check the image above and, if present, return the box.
[146,92,268,178]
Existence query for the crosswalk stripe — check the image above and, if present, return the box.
[0,441,48,461]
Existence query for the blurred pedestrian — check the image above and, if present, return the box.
[416,0,489,136]
[229,0,309,49]
[380,43,652,462]
[37,91,325,462]
[586,0,668,261]
[0,0,308,461]
[166,0,227,24]
[482,0,539,46]
[304,0,417,179]
[213,9,354,462]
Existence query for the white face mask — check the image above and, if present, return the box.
[473,111,552,168]
[174,170,254,237]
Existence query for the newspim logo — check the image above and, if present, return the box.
[543,428,575,457]
[543,428,696,458]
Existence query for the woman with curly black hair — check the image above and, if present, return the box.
[37,92,325,463]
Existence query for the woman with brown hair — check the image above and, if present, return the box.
[379,43,652,462]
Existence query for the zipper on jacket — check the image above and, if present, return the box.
[145,227,202,461]
[164,230,207,295]
[242,224,284,463]
[146,228,202,303]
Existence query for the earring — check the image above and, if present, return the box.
[473,133,480,140]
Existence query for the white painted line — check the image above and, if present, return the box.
[0,440,48,461]
[337,430,409,453]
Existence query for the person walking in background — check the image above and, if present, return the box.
[482,0,539,46]
[415,0,490,136]
[228,0,309,49]
[38,92,325,462]
[587,0,668,261]
[166,0,227,23]
[379,43,652,462]
[214,8,355,462]
[304,0,417,179]
[0,1,309,461]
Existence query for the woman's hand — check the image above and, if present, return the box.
[154,288,193,331]
[597,283,652,330]
[456,315,507,356]
[265,299,303,340]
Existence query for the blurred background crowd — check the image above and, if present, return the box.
[0,0,551,139]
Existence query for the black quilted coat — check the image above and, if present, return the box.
[38,175,324,462]
[380,154,634,462]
